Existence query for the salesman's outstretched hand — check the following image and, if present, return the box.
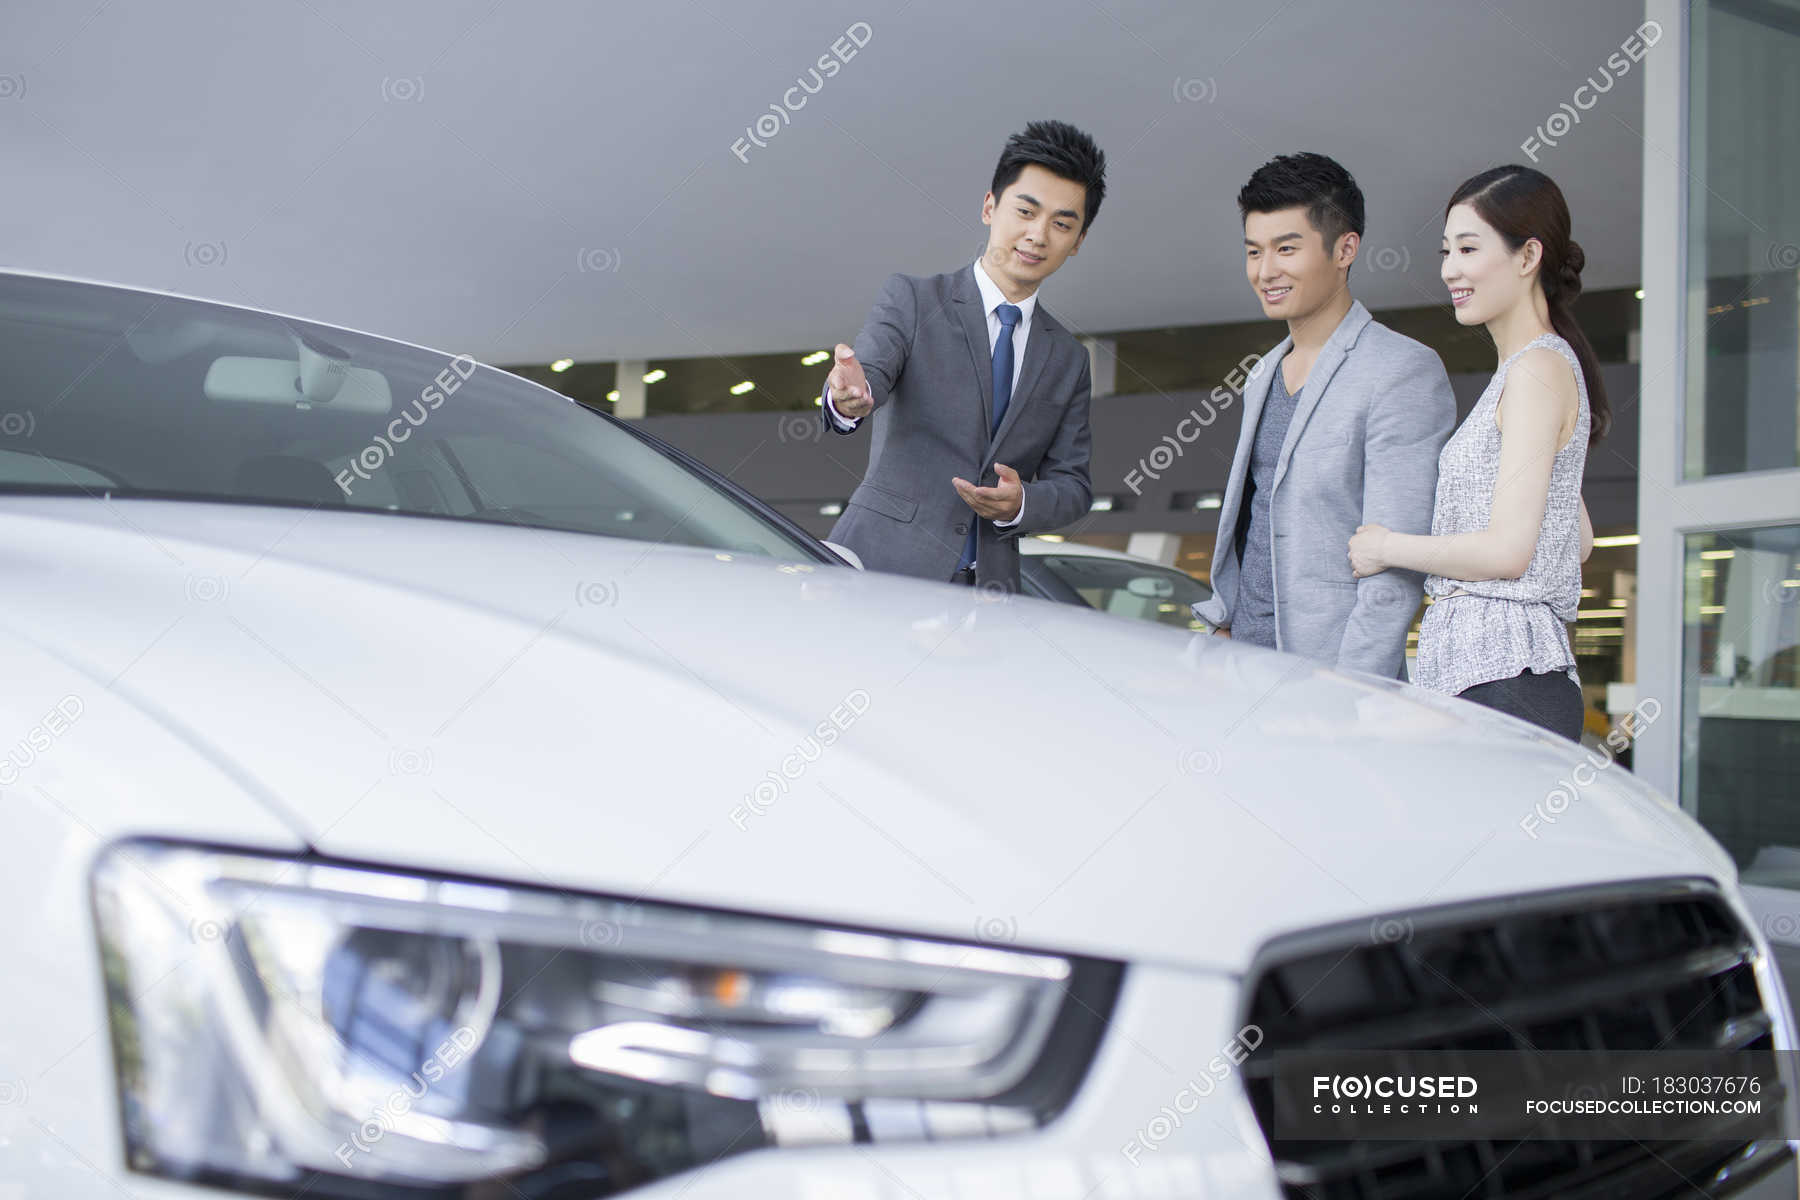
[827,344,873,419]
[952,463,1023,522]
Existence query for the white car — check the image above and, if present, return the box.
[2,270,1795,1200]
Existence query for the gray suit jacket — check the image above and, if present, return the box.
[824,266,1093,591]
[1194,301,1455,677]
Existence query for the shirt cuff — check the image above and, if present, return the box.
[821,382,863,432]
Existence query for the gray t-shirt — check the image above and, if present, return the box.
[1230,363,1299,649]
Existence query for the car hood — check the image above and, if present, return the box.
[4,497,1733,974]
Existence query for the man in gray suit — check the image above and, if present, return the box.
[820,121,1104,593]
[1194,153,1455,678]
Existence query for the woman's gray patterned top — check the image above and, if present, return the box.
[1415,332,1589,696]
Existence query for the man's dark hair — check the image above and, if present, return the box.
[1237,152,1364,253]
[990,120,1107,231]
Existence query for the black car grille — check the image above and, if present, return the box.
[1242,881,1792,1199]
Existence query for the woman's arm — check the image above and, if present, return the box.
[1350,347,1575,582]
[1579,497,1594,563]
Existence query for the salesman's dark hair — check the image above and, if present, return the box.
[1238,152,1365,255]
[990,120,1108,231]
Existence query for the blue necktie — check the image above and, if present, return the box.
[959,302,1023,571]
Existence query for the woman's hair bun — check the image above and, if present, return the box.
[1555,239,1584,301]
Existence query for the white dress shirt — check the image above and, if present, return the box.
[824,258,1034,532]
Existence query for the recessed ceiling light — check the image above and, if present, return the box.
[1037,534,1066,543]
[550,358,574,373]
[801,351,830,366]
[1700,549,1735,560]
[730,381,755,395]
[1089,496,1114,512]
[1634,289,1645,300]
[1610,598,1629,607]
[605,390,620,402]
[1194,493,1223,511]
[819,502,844,516]
[643,369,667,384]
[1592,534,1639,548]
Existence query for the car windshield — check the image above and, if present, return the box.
[1039,554,1213,631]
[0,273,823,560]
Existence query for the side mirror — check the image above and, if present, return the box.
[822,540,864,570]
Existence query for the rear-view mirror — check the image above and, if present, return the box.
[204,355,392,414]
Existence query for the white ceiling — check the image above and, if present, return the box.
[3,0,1648,364]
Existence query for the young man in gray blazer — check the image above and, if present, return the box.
[819,121,1104,593]
[1193,153,1455,678]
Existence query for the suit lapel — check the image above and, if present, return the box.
[950,266,995,432]
[986,304,1053,462]
[1274,301,1372,488]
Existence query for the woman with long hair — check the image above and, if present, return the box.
[1347,165,1609,740]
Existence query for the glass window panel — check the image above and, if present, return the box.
[1685,0,1800,477]
[1682,525,1800,886]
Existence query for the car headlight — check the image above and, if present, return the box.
[92,841,1118,1195]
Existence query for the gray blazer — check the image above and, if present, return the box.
[824,265,1093,591]
[1194,301,1455,678]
